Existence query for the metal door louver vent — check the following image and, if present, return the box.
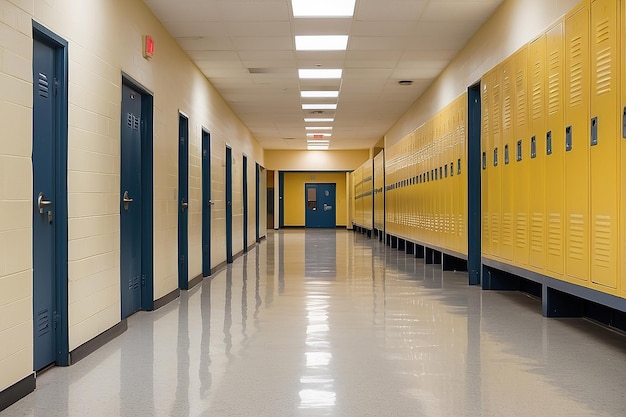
[127,113,140,131]
[37,309,50,337]
[38,73,49,98]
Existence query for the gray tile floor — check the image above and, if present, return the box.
[5,229,626,416]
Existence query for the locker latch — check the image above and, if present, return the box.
[590,117,598,146]
[566,126,572,151]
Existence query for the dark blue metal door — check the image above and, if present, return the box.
[121,84,143,318]
[202,130,212,276]
[33,37,57,371]
[226,147,233,263]
[255,163,261,242]
[243,155,248,252]
[178,114,189,289]
[305,183,336,228]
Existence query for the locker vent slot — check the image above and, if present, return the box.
[590,117,598,146]
[38,73,49,98]
[566,126,573,151]
[516,213,528,249]
[530,213,544,253]
[516,71,526,126]
[546,131,553,155]
[516,140,522,162]
[504,144,509,165]
[531,136,537,158]
[592,215,612,269]
[594,18,611,95]
[548,213,563,257]
[482,152,487,170]
[548,49,561,115]
[457,159,461,175]
[493,148,498,166]
[569,36,583,107]
[37,309,50,337]
[568,214,585,261]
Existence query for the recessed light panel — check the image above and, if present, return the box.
[307,133,332,137]
[302,104,338,110]
[304,118,335,123]
[292,0,356,18]
[295,35,348,51]
[298,69,342,79]
[301,91,340,98]
[305,127,333,130]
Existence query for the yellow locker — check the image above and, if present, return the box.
[481,72,492,257]
[589,0,619,290]
[489,66,502,258]
[500,57,515,261]
[513,46,530,268]
[545,21,566,278]
[564,3,590,283]
[528,34,547,272]
[622,0,626,297]
[457,96,468,255]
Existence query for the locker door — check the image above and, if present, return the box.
[489,67,502,258]
[590,0,619,289]
[528,35,547,272]
[481,73,492,257]
[513,46,530,268]
[459,98,468,255]
[545,21,566,278]
[564,4,590,283]
[500,58,515,261]
[622,0,626,296]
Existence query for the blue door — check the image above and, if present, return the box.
[121,84,143,318]
[243,155,248,252]
[178,114,189,289]
[255,163,261,243]
[226,147,233,263]
[33,36,58,371]
[305,183,336,228]
[202,129,212,276]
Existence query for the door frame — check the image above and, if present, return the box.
[468,83,482,285]
[32,21,69,366]
[243,154,248,252]
[226,146,233,263]
[279,171,285,228]
[255,163,261,243]
[202,128,212,276]
[121,73,154,311]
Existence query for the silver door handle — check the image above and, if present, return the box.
[38,192,52,214]
[181,201,189,212]
[208,200,215,206]
[123,191,133,211]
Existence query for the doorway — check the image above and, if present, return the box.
[467,83,482,285]
[32,23,69,369]
[202,129,212,276]
[243,155,248,252]
[178,113,189,289]
[305,183,337,228]
[120,75,154,318]
[226,146,233,263]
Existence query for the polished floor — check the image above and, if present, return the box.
[5,229,626,417]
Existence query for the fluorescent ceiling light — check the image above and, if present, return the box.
[305,127,332,130]
[308,145,329,150]
[299,69,342,79]
[307,139,330,143]
[301,91,340,98]
[292,0,356,18]
[295,35,348,51]
[305,118,334,123]
[302,104,337,110]
[307,133,332,137]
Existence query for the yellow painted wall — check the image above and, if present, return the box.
[265,150,369,171]
[0,0,264,393]
[284,172,348,227]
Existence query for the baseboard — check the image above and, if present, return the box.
[154,288,180,310]
[0,373,35,412]
[187,274,203,290]
[69,320,128,365]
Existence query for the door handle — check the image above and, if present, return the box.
[38,192,52,214]
[123,191,134,211]
[208,200,215,206]
[181,201,189,212]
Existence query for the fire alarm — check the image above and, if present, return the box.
[143,35,154,59]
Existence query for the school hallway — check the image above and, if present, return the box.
[3,229,625,417]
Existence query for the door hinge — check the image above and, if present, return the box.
[141,274,146,287]
[53,311,58,330]
[179,255,185,264]
[54,79,59,96]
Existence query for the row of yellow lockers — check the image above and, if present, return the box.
[373,151,385,231]
[481,0,625,297]
[352,160,374,229]
[384,95,468,255]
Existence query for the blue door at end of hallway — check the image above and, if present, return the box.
[305,183,336,228]
[33,37,57,371]
[226,146,233,263]
[121,84,143,319]
[178,114,189,289]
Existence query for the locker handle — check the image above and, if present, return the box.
[516,140,522,162]
[566,126,572,151]
[482,152,487,170]
[546,131,552,155]
[530,136,537,159]
[590,117,598,146]
[457,159,461,175]
[623,107,626,139]
[504,144,509,165]
[493,148,498,166]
